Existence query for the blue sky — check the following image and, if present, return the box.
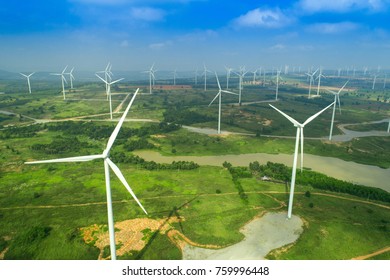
[1,0,390,72]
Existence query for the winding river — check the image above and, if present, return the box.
[134,150,390,192]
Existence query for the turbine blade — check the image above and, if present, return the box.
[25,154,102,164]
[106,158,147,214]
[338,80,349,94]
[20,73,28,78]
[221,90,239,95]
[106,89,139,152]
[326,89,337,95]
[337,95,342,114]
[62,65,68,74]
[95,74,108,84]
[209,92,220,106]
[269,104,301,126]
[110,78,124,85]
[29,72,35,77]
[215,72,221,90]
[303,102,335,126]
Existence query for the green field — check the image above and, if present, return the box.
[0,75,389,260]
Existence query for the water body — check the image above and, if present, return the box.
[183,212,303,260]
[134,150,390,192]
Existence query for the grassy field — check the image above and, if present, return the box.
[1,161,389,259]
[0,75,389,260]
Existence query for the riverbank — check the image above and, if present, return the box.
[134,150,390,192]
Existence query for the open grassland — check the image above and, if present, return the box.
[0,76,389,260]
[0,162,389,260]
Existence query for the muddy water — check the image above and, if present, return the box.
[182,212,303,260]
[134,150,390,192]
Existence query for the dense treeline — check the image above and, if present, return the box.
[0,124,43,139]
[163,107,214,125]
[223,161,250,202]
[111,151,199,170]
[47,121,180,140]
[31,136,91,154]
[249,161,390,203]
[123,138,155,151]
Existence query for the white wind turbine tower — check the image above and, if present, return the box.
[97,63,112,96]
[234,66,247,105]
[19,72,35,94]
[316,68,326,96]
[25,90,146,261]
[306,68,318,98]
[387,119,390,133]
[372,75,377,90]
[251,69,258,84]
[142,63,155,94]
[202,64,212,91]
[172,69,177,85]
[66,67,75,90]
[51,66,68,100]
[225,66,233,89]
[326,81,349,141]
[96,74,124,119]
[275,70,282,101]
[269,102,334,219]
[209,72,238,134]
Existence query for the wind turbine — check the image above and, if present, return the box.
[66,67,75,90]
[316,68,326,96]
[172,69,177,85]
[387,119,390,133]
[269,102,334,219]
[202,64,212,91]
[234,66,247,105]
[209,72,238,134]
[142,63,155,94]
[51,66,68,100]
[19,72,35,94]
[383,74,387,89]
[96,74,124,119]
[306,68,318,98]
[225,66,234,89]
[251,69,258,84]
[275,70,282,101]
[372,75,377,90]
[326,81,349,141]
[97,63,112,96]
[25,89,146,260]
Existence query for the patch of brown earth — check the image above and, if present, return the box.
[80,217,183,260]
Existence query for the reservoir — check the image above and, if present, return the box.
[134,150,390,192]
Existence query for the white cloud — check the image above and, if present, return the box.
[130,7,165,21]
[69,0,129,5]
[298,0,388,13]
[177,29,218,42]
[120,40,129,47]
[149,41,172,50]
[233,8,291,29]
[306,22,359,34]
[270,44,286,50]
